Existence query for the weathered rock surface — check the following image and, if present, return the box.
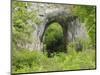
[18,3,88,51]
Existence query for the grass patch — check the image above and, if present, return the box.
[12,48,96,73]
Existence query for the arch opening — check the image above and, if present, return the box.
[42,22,67,56]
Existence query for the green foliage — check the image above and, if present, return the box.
[44,23,64,51]
[12,1,42,47]
[12,2,96,74]
[12,1,33,45]
[12,48,95,73]
[72,5,96,48]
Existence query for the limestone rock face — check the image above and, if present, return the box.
[18,3,88,51]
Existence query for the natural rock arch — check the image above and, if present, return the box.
[29,9,88,54]
[37,10,88,52]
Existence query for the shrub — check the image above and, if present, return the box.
[12,48,95,73]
